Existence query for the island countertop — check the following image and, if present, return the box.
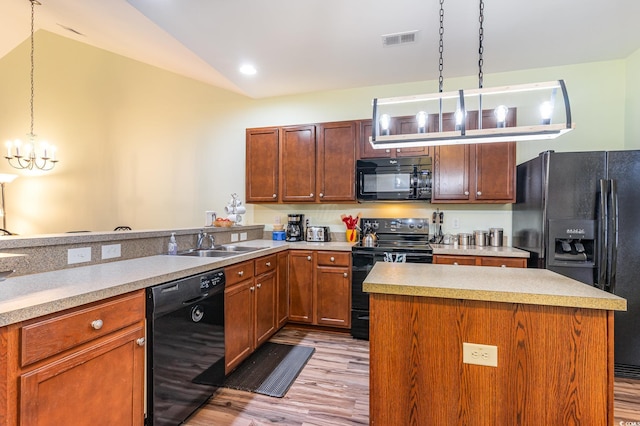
[363,262,626,311]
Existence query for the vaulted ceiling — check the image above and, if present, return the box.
[1,0,639,98]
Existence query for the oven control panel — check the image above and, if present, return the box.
[361,218,429,234]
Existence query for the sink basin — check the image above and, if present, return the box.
[217,245,268,252]
[177,249,236,258]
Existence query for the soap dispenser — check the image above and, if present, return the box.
[168,233,178,255]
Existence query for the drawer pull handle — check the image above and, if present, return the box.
[501,264,507,268]
[136,337,145,347]
[453,262,459,266]
[307,256,312,261]
[266,262,271,267]
[477,191,482,196]
[330,256,335,262]
[257,283,262,288]
[91,319,103,330]
[272,194,277,198]
[464,191,470,196]
[238,271,244,276]
[319,193,324,198]
[343,272,348,278]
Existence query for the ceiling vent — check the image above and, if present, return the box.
[381,30,419,47]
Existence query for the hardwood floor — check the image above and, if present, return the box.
[185,327,640,425]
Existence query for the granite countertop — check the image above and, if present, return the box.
[430,244,529,258]
[0,239,353,327]
[363,262,626,311]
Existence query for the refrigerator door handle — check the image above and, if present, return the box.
[607,179,618,293]
[596,179,608,289]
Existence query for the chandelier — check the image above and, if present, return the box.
[369,0,574,149]
[5,0,58,171]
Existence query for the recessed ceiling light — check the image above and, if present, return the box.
[239,64,257,75]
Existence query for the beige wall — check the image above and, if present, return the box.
[625,48,640,149]
[0,31,636,237]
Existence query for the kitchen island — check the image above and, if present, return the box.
[364,262,626,426]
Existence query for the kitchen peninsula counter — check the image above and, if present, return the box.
[365,262,626,425]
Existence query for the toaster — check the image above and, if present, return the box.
[306,226,331,242]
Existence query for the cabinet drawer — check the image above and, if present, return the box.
[433,255,477,266]
[316,251,350,267]
[20,290,145,367]
[226,260,255,285]
[255,254,277,276]
[478,256,526,268]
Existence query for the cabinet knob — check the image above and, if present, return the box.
[501,264,507,268]
[319,193,324,198]
[330,256,335,262]
[477,191,482,196]
[385,149,391,153]
[343,272,348,278]
[250,286,255,291]
[310,193,314,197]
[91,319,103,330]
[307,256,312,261]
[396,148,401,152]
[453,262,459,266]
[266,262,271,267]
[136,337,145,347]
[272,193,277,198]
[238,270,244,276]
[464,191,470,196]
[257,283,262,288]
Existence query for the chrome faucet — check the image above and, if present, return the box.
[196,230,215,250]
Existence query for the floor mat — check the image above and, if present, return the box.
[194,342,315,398]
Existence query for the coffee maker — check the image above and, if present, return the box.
[286,214,304,242]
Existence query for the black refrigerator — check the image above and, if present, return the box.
[513,150,640,378]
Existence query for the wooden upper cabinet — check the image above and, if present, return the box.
[432,110,516,204]
[246,127,279,202]
[358,117,429,160]
[280,125,316,203]
[316,121,357,202]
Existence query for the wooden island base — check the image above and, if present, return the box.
[369,293,614,425]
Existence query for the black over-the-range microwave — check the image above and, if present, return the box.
[356,156,432,201]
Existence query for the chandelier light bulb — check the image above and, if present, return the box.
[416,111,428,133]
[379,114,391,136]
[494,105,509,128]
[540,101,553,124]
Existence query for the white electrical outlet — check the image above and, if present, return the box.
[463,342,498,367]
[101,244,121,260]
[240,232,248,241]
[231,233,239,242]
[453,217,460,229]
[68,247,92,265]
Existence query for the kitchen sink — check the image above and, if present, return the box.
[177,246,267,257]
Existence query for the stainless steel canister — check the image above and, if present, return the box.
[458,233,472,246]
[489,228,503,247]
[474,230,489,246]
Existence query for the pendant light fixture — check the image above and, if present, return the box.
[5,0,59,171]
[369,0,574,149]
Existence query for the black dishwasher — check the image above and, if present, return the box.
[146,268,225,426]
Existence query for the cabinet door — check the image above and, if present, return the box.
[288,251,314,324]
[317,121,357,202]
[315,266,351,328]
[246,127,279,202]
[276,251,289,328]
[224,280,254,373]
[20,325,145,426]
[358,119,393,159]
[280,125,316,202]
[432,144,472,201]
[254,270,277,347]
[474,142,516,202]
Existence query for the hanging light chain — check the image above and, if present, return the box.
[438,0,445,93]
[29,0,38,138]
[478,0,484,89]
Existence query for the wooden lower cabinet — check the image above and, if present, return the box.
[433,254,526,268]
[289,250,351,329]
[370,294,614,425]
[224,255,279,374]
[2,290,146,426]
